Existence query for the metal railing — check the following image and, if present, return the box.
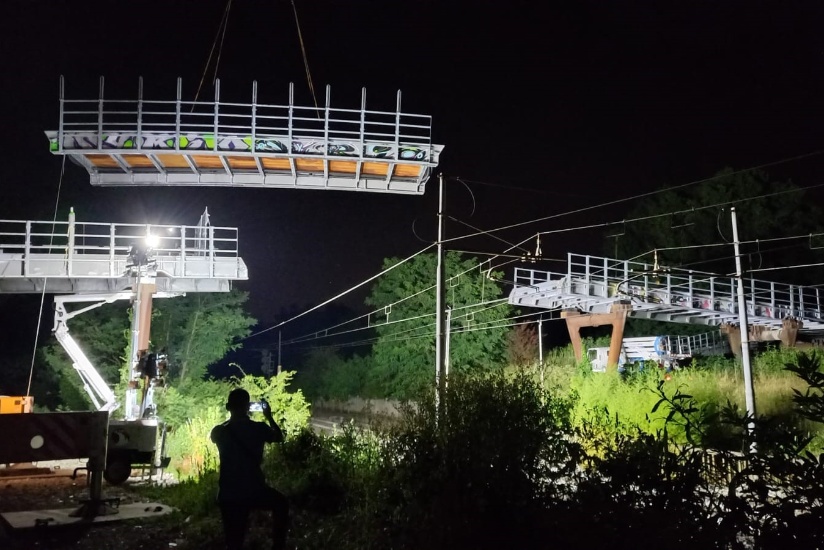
[512,253,823,325]
[53,76,435,161]
[0,218,244,280]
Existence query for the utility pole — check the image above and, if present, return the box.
[538,317,544,390]
[731,207,756,448]
[277,330,282,375]
[435,174,446,412]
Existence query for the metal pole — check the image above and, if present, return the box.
[277,330,282,375]
[731,207,757,449]
[444,307,452,380]
[538,317,544,390]
[435,173,446,411]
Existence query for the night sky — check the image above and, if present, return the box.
[2,1,824,373]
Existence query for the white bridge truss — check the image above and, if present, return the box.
[510,253,824,334]
[46,77,443,195]
[0,215,247,293]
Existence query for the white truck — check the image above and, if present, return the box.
[587,331,730,373]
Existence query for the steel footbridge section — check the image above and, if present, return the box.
[509,253,824,335]
[45,77,444,195]
[0,212,248,294]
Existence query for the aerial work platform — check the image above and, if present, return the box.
[46,77,444,195]
[510,253,824,335]
[0,210,247,294]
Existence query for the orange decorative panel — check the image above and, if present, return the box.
[295,158,325,172]
[228,156,258,170]
[156,154,191,168]
[361,162,389,176]
[395,164,422,177]
[261,157,292,170]
[328,160,357,174]
[123,155,156,168]
[192,156,224,169]
[86,154,120,168]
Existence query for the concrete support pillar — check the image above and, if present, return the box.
[721,324,742,356]
[780,318,802,348]
[562,302,631,370]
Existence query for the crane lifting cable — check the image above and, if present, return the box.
[289,0,320,114]
[193,0,234,105]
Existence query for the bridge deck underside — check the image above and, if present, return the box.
[510,255,824,335]
[0,252,246,294]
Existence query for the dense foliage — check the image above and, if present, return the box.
[150,354,824,549]
[298,252,513,400]
[32,289,255,411]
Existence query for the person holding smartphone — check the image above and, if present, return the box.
[210,388,288,550]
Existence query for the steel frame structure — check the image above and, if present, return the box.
[46,77,444,194]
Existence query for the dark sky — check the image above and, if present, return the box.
[2,1,824,367]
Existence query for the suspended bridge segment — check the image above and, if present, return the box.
[46,77,443,195]
[510,253,823,365]
[0,214,247,294]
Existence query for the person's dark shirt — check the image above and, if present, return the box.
[210,415,280,502]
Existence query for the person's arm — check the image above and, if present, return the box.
[262,400,284,443]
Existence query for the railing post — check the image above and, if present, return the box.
[109,224,116,276]
[603,257,608,296]
[251,81,258,150]
[209,226,215,278]
[175,78,182,151]
[58,76,65,153]
[324,84,330,152]
[360,88,366,160]
[799,287,804,318]
[710,277,715,310]
[180,226,187,277]
[137,77,143,152]
[24,221,31,277]
[688,270,694,306]
[213,78,220,152]
[395,90,402,159]
[97,76,104,151]
[288,82,294,148]
[790,285,795,317]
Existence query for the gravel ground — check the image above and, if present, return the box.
[0,469,189,550]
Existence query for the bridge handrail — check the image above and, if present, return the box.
[53,77,434,155]
[0,218,243,279]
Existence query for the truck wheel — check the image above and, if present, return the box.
[104,455,132,485]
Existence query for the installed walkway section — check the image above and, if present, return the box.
[510,253,824,335]
[46,77,444,195]
[0,215,247,294]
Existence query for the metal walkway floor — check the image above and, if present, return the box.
[0,215,247,294]
[46,77,443,195]
[510,253,824,334]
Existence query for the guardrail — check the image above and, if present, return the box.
[0,218,243,280]
[52,76,434,160]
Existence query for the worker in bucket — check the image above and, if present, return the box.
[210,388,288,550]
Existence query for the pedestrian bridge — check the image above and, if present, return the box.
[46,77,443,195]
[510,253,824,335]
[0,213,247,294]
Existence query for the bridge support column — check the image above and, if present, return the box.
[780,318,802,348]
[721,324,742,356]
[562,302,631,370]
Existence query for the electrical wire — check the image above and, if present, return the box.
[444,150,824,244]
[27,156,66,397]
[243,243,436,340]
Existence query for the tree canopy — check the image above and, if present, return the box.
[36,289,256,410]
[612,168,824,284]
[364,251,513,398]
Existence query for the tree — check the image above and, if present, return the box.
[613,168,824,284]
[506,323,539,368]
[37,289,256,409]
[364,251,513,398]
[150,289,256,383]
